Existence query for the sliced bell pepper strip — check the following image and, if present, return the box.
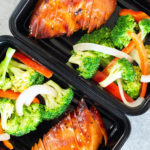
[119,9,150,22]
[93,71,134,102]
[0,90,39,104]
[128,32,149,98]
[0,119,14,150]
[3,141,14,150]
[13,52,53,78]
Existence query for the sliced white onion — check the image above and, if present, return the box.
[141,75,150,82]
[100,72,121,88]
[0,133,10,141]
[73,43,133,63]
[117,79,144,107]
[16,85,57,116]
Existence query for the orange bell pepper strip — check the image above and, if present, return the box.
[128,32,149,98]
[119,9,150,22]
[93,71,134,102]
[13,52,53,78]
[3,141,14,150]
[0,90,39,104]
[0,119,14,150]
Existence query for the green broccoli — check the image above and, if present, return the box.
[139,19,150,40]
[68,51,101,79]
[68,27,115,78]
[97,38,114,68]
[8,59,44,92]
[0,48,15,91]
[97,53,113,68]
[78,27,114,68]
[99,38,115,48]
[100,58,135,87]
[78,27,113,44]
[0,99,42,136]
[0,80,74,136]
[122,66,141,99]
[41,80,74,120]
[111,15,136,49]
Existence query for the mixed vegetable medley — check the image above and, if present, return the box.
[68,9,150,107]
[0,48,74,149]
[0,8,150,150]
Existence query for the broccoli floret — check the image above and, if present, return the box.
[41,80,74,120]
[100,58,135,87]
[97,53,113,68]
[111,15,136,49]
[139,19,150,40]
[0,99,42,136]
[78,27,114,69]
[8,60,44,92]
[122,66,141,99]
[99,38,115,48]
[0,48,15,91]
[69,27,116,78]
[78,27,112,44]
[68,51,101,79]
[97,39,114,68]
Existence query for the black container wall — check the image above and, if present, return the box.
[9,0,150,115]
[0,36,130,150]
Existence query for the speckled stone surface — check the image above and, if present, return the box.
[0,0,150,150]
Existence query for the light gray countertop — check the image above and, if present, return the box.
[0,0,150,150]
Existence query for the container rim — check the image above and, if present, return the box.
[8,0,150,116]
[0,35,131,150]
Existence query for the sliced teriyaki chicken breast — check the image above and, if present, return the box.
[29,0,117,38]
[31,99,108,150]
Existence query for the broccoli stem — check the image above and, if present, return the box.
[68,55,82,66]
[9,67,24,77]
[45,80,64,96]
[9,60,29,70]
[1,102,14,130]
[0,48,15,82]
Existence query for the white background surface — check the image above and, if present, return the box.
[0,0,150,149]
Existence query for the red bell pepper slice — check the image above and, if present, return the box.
[13,52,53,78]
[119,9,150,22]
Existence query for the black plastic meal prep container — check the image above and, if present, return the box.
[9,0,150,116]
[0,36,131,150]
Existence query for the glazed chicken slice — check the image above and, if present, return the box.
[43,113,79,150]
[90,106,108,145]
[71,110,88,149]
[37,139,45,150]
[54,0,76,37]
[104,0,117,21]
[82,0,93,30]
[30,0,59,38]
[88,0,105,32]
[71,0,87,31]
[76,100,103,150]
[29,0,116,38]
[88,0,116,32]
[31,100,108,150]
